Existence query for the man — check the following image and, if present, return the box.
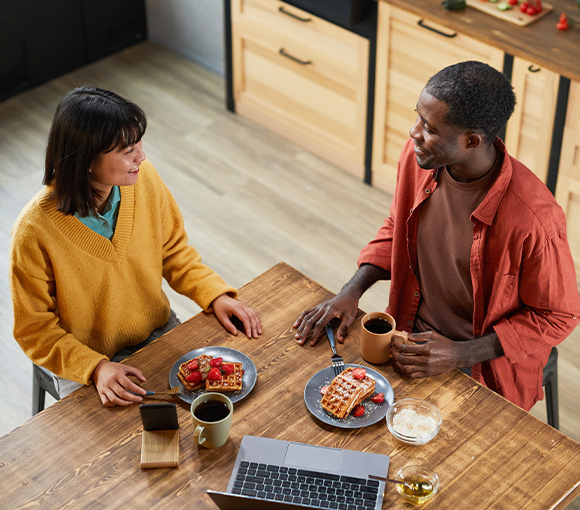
[293,61,580,411]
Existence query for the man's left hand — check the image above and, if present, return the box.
[212,294,262,339]
[390,330,466,378]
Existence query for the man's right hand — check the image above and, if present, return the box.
[91,359,147,407]
[293,264,390,346]
[292,291,360,346]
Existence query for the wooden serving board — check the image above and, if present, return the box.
[465,0,553,26]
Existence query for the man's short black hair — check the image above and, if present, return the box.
[425,61,516,143]
[44,87,147,216]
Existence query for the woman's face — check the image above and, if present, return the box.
[90,140,146,194]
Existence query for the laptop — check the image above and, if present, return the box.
[207,436,389,510]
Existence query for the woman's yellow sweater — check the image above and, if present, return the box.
[9,161,236,384]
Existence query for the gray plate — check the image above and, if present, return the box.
[169,346,257,404]
[304,364,394,429]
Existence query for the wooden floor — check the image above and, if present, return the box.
[1,42,578,455]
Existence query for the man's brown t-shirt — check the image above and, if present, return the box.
[415,152,502,340]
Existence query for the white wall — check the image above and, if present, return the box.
[145,0,225,75]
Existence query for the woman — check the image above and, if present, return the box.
[10,87,262,407]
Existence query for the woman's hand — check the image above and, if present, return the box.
[91,360,147,407]
[212,294,262,338]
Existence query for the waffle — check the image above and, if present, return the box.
[321,367,376,419]
[206,362,243,392]
[177,354,213,391]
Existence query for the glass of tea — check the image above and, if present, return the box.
[191,393,233,449]
[360,312,408,364]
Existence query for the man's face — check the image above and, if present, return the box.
[409,89,465,170]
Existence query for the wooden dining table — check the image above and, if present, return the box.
[1,262,579,509]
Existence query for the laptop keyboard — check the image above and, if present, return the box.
[232,461,381,510]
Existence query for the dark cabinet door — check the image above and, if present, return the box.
[0,0,146,102]
[82,0,147,62]
[22,0,87,86]
[0,4,29,100]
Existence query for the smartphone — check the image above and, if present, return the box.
[139,403,179,431]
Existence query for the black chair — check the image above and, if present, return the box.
[32,364,60,416]
[542,347,559,429]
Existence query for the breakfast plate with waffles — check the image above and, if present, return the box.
[168,346,257,404]
[304,364,394,429]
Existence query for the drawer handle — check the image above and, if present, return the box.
[528,65,541,73]
[278,6,312,22]
[417,19,457,38]
[279,48,312,66]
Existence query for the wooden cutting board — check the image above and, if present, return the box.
[465,0,553,26]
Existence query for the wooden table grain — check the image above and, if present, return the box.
[1,262,579,509]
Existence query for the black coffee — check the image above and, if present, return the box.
[194,400,230,422]
[364,317,393,334]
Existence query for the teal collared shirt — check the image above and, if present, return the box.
[74,186,121,240]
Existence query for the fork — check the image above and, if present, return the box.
[326,324,344,377]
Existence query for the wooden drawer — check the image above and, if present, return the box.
[555,81,580,279]
[505,57,559,184]
[372,4,504,193]
[232,0,369,177]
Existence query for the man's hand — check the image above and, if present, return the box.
[293,264,390,346]
[91,360,147,407]
[390,330,503,378]
[212,294,262,339]
[293,292,359,346]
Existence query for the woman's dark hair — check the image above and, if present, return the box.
[425,61,516,143]
[44,87,147,215]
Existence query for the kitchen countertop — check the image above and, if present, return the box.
[380,0,580,82]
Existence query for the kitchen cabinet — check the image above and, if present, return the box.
[555,80,580,277]
[0,0,146,103]
[505,57,560,184]
[229,0,372,178]
[371,3,503,193]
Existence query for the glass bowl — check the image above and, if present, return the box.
[395,465,439,505]
[386,398,441,445]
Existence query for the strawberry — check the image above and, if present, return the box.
[371,393,385,404]
[209,357,223,368]
[186,370,203,385]
[320,385,330,396]
[186,359,199,371]
[352,368,367,379]
[222,363,234,375]
[207,368,223,381]
[352,405,365,417]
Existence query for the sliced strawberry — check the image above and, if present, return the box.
[352,405,365,417]
[186,370,203,385]
[352,368,367,379]
[222,363,234,375]
[371,393,385,404]
[209,357,223,368]
[207,367,223,381]
[186,359,199,371]
[320,385,330,396]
